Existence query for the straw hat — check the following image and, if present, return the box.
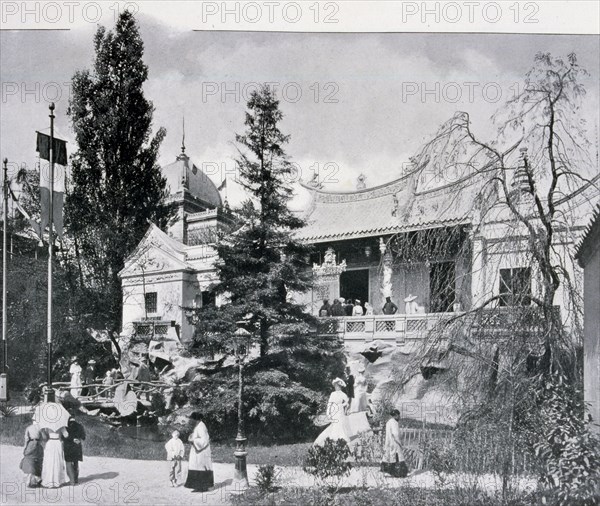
[332,377,346,388]
[404,294,417,302]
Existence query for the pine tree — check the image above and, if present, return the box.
[212,85,313,357]
[66,11,170,335]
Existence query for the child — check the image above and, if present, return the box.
[165,430,185,486]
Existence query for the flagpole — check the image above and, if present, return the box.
[2,159,8,372]
[45,103,55,402]
[1,158,8,402]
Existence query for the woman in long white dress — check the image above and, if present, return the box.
[69,359,82,398]
[184,412,214,492]
[350,365,369,413]
[41,427,69,488]
[314,378,352,446]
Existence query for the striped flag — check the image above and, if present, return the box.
[36,132,67,241]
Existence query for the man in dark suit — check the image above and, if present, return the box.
[345,366,355,404]
[64,417,86,485]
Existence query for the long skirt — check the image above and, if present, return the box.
[41,440,69,488]
[184,446,214,492]
[20,440,43,477]
[184,470,214,491]
[381,455,409,478]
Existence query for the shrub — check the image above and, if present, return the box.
[532,372,600,505]
[303,438,352,491]
[254,464,281,494]
[185,367,324,443]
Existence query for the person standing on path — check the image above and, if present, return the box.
[69,358,83,398]
[63,416,86,485]
[184,412,214,492]
[381,409,408,478]
[165,430,185,486]
[41,427,69,488]
[19,416,44,487]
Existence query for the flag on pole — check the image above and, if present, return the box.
[8,187,42,241]
[36,132,67,165]
[217,177,227,191]
[36,132,67,241]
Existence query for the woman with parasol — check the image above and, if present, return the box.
[314,378,352,446]
[34,402,71,488]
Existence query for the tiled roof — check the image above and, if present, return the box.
[297,170,487,243]
[575,203,600,267]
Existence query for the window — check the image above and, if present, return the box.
[499,268,531,307]
[144,292,158,314]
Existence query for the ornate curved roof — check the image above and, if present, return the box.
[162,151,222,209]
[297,164,492,243]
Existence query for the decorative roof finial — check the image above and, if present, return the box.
[356,173,366,190]
[181,115,186,154]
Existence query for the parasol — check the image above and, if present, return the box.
[34,402,71,432]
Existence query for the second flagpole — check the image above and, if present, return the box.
[45,103,55,402]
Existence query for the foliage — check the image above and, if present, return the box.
[0,404,17,417]
[232,485,539,506]
[185,86,345,443]
[531,372,600,505]
[254,465,281,493]
[382,52,597,503]
[190,84,313,358]
[426,438,456,487]
[66,10,170,338]
[302,438,353,490]
[184,358,333,443]
[2,250,113,390]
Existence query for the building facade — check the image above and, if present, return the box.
[119,137,598,359]
[576,206,600,434]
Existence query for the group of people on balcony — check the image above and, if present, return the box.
[319,294,425,317]
[320,298,375,317]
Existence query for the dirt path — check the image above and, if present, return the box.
[0,444,251,505]
[1,444,536,505]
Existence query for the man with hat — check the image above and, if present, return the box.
[82,360,97,397]
[382,296,398,315]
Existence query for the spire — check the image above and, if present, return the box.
[512,147,532,196]
[181,115,186,154]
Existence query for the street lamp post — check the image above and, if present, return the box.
[232,323,250,493]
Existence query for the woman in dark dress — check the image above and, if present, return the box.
[20,416,44,487]
[63,417,86,485]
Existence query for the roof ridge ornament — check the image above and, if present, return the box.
[357,173,366,190]
[313,247,346,280]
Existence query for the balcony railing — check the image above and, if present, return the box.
[317,312,459,344]
[317,306,560,344]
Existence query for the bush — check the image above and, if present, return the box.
[254,464,281,493]
[532,372,600,505]
[185,368,323,443]
[303,438,352,491]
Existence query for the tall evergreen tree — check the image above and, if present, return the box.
[66,11,170,336]
[212,85,313,357]
[187,87,345,440]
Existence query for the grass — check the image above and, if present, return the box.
[0,412,310,466]
[232,486,539,505]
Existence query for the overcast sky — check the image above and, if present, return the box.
[1,11,598,208]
